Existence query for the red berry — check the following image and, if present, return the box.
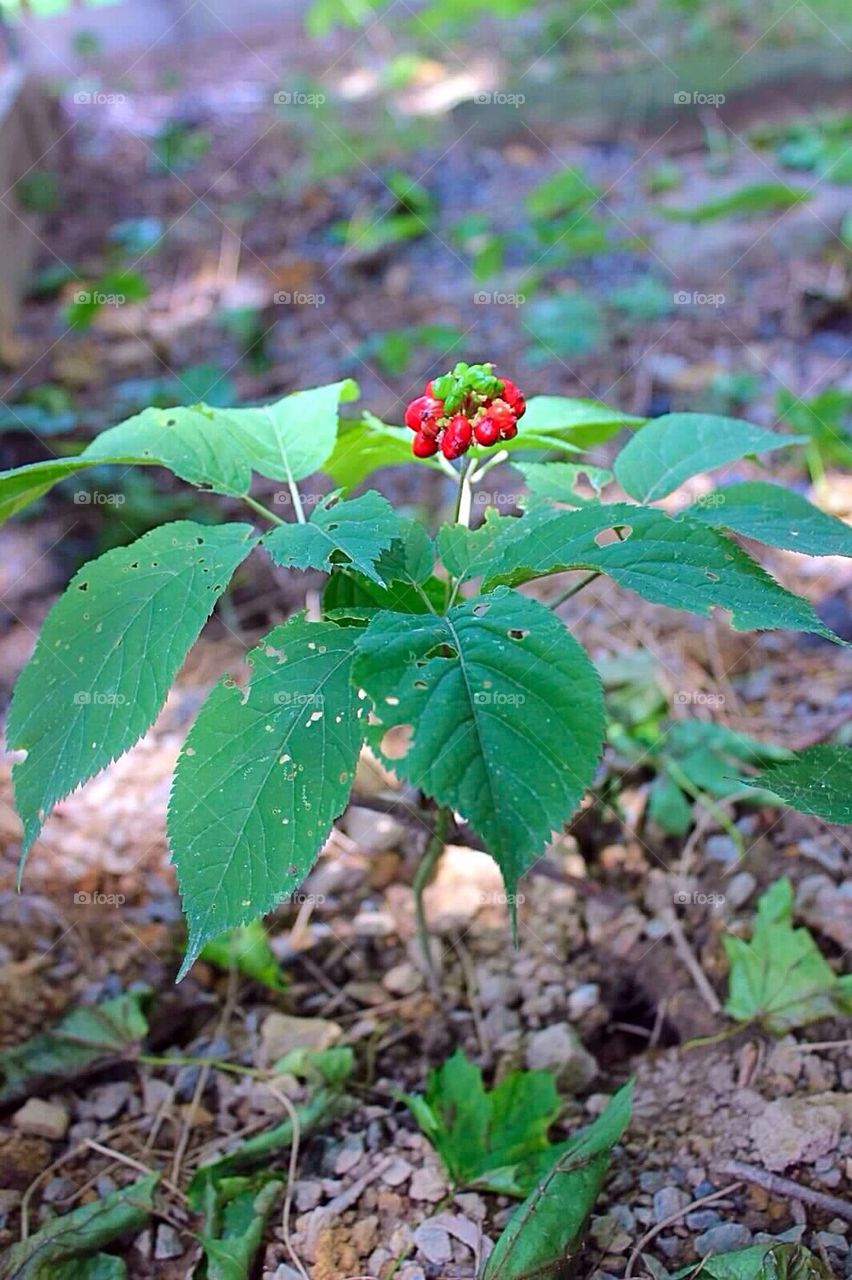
[412,431,439,457]
[497,377,525,418]
[404,395,443,432]
[488,398,518,438]
[473,416,501,446]
[441,414,472,460]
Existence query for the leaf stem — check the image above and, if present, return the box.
[453,458,475,528]
[548,571,601,610]
[243,494,286,527]
[413,808,450,992]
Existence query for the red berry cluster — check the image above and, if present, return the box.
[404,362,526,461]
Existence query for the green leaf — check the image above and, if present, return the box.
[613,414,805,502]
[723,877,852,1033]
[0,456,141,525]
[198,1178,283,1280]
[0,989,150,1105]
[263,491,402,584]
[52,1256,127,1280]
[658,181,809,223]
[479,504,838,640]
[672,1242,832,1279]
[437,507,507,582]
[647,770,694,836]
[9,521,257,861]
[170,618,364,977]
[519,394,642,448]
[688,482,852,557]
[321,413,435,490]
[200,921,287,992]
[744,744,852,824]
[352,589,605,894]
[3,1172,158,1279]
[482,1082,633,1280]
[85,381,358,496]
[513,460,613,506]
[322,520,443,617]
[401,1048,566,1195]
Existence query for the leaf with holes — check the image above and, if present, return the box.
[613,413,805,502]
[169,618,364,977]
[352,588,605,895]
[8,521,257,863]
[263,491,402,584]
[476,504,839,639]
[688,481,852,557]
[744,744,852,825]
[322,519,444,617]
[512,460,614,507]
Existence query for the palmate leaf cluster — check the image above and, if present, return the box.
[2,382,850,973]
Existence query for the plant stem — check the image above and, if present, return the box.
[243,494,286,527]
[467,448,509,487]
[453,458,474,528]
[664,759,745,859]
[413,808,450,991]
[548,571,601,610]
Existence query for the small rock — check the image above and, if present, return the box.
[414,1220,453,1265]
[89,1081,131,1121]
[726,871,757,910]
[334,1133,365,1175]
[705,835,737,864]
[525,1023,597,1091]
[687,1210,721,1230]
[590,1214,631,1253]
[43,1176,74,1203]
[344,806,406,852]
[293,1180,323,1212]
[654,1186,690,1222]
[134,1229,153,1259]
[382,962,422,996]
[409,1165,447,1202]
[12,1099,69,1141]
[750,1094,850,1172]
[815,1231,849,1254]
[351,909,396,938]
[351,1214,379,1255]
[154,1224,183,1260]
[568,983,600,1020]
[141,1078,172,1114]
[695,1223,752,1256]
[382,1156,413,1187]
[258,1013,342,1067]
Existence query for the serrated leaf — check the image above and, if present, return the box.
[169,618,364,976]
[482,1082,633,1280]
[513,460,613,506]
[437,507,506,582]
[86,380,358,495]
[401,1048,566,1196]
[3,1172,158,1280]
[198,1177,283,1280]
[8,521,257,862]
[688,481,852,557]
[744,744,852,824]
[723,877,852,1033]
[352,589,605,892]
[322,413,435,490]
[0,989,150,1104]
[479,504,838,639]
[322,520,443,617]
[613,414,805,502]
[263,491,402,584]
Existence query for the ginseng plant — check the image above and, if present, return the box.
[3,362,850,979]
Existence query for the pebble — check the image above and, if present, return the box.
[409,1165,447,1202]
[590,1214,631,1253]
[525,1022,597,1090]
[351,909,396,938]
[705,835,738,864]
[258,1012,342,1066]
[568,983,601,1020]
[12,1099,69,1141]
[687,1210,721,1230]
[154,1224,183,1260]
[815,1231,849,1254]
[344,806,406,851]
[88,1081,132,1121]
[382,962,422,996]
[414,1220,453,1265]
[293,1180,323,1212]
[382,1156,414,1187]
[333,1133,365,1175]
[653,1186,690,1222]
[695,1223,752,1255]
[43,1176,75,1203]
[726,871,757,909]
